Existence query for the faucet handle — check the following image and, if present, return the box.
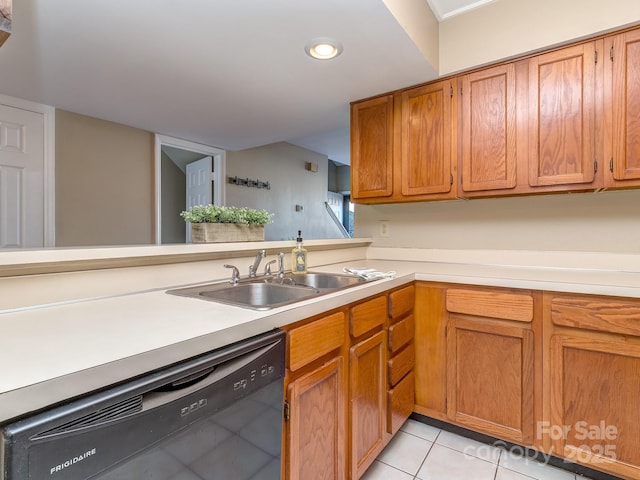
[224,264,240,285]
[277,252,285,277]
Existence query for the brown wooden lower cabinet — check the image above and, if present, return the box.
[283,310,348,480]
[350,329,387,479]
[549,335,640,479]
[545,293,640,480]
[286,357,346,480]
[414,283,640,480]
[414,282,539,442]
[283,287,415,480]
[445,286,537,445]
[284,281,640,480]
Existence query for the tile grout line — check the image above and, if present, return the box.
[395,422,589,480]
[491,449,503,480]
[376,428,440,478]
[412,429,441,480]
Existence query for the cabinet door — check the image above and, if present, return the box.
[549,335,640,480]
[414,284,448,420]
[528,42,599,187]
[351,96,394,199]
[350,330,386,479]
[460,64,517,193]
[606,29,640,185]
[401,80,455,197]
[447,317,534,444]
[286,357,346,480]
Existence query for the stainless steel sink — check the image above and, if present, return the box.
[167,281,322,310]
[167,271,376,310]
[281,272,367,290]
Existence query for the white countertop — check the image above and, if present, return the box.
[0,261,411,423]
[2,248,640,424]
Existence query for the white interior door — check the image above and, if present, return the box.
[185,156,212,242]
[0,104,45,248]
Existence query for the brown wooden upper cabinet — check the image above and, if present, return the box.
[527,41,603,190]
[351,26,640,203]
[351,81,456,203]
[400,80,456,199]
[605,28,640,188]
[459,64,517,195]
[351,95,394,200]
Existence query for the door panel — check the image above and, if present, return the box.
[287,357,346,480]
[350,330,386,479]
[401,81,454,196]
[185,156,212,242]
[610,29,640,182]
[0,104,45,248]
[550,335,640,479]
[447,317,534,444]
[350,96,393,199]
[461,64,517,192]
[528,43,597,186]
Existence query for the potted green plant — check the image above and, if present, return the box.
[180,205,273,243]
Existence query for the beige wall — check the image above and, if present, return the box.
[226,142,345,241]
[439,0,640,74]
[383,0,439,73]
[355,190,640,253]
[55,110,154,246]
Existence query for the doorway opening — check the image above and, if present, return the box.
[154,135,225,244]
[327,159,352,237]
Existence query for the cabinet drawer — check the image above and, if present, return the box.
[388,343,414,387]
[551,295,640,337]
[288,312,345,371]
[389,285,415,321]
[447,288,533,322]
[388,314,414,353]
[387,372,414,435]
[350,296,388,338]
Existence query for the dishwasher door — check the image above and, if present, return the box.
[1,329,285,480]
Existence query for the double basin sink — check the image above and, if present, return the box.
[167,272,376,310]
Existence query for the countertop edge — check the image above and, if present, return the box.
[0,238,373,278]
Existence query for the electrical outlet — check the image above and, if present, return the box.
[379,221,390,238]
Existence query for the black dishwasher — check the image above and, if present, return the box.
[0,329,285,480]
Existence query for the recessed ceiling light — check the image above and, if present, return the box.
[305,38,343,60]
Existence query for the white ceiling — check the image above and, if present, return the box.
[427,0,497,21]
[0,1,490,164]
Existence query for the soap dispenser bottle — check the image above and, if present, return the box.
[291,230,307,274]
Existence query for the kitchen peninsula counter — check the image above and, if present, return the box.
[1,240,639,423]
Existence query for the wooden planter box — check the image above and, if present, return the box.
[0,0,11,48]
[191,223,265,243]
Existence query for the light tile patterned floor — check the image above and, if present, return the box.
[361,419,595,480]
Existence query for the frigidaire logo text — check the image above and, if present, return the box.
[50,448,96,475]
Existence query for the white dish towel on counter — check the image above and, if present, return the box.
[343,267,396,280]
